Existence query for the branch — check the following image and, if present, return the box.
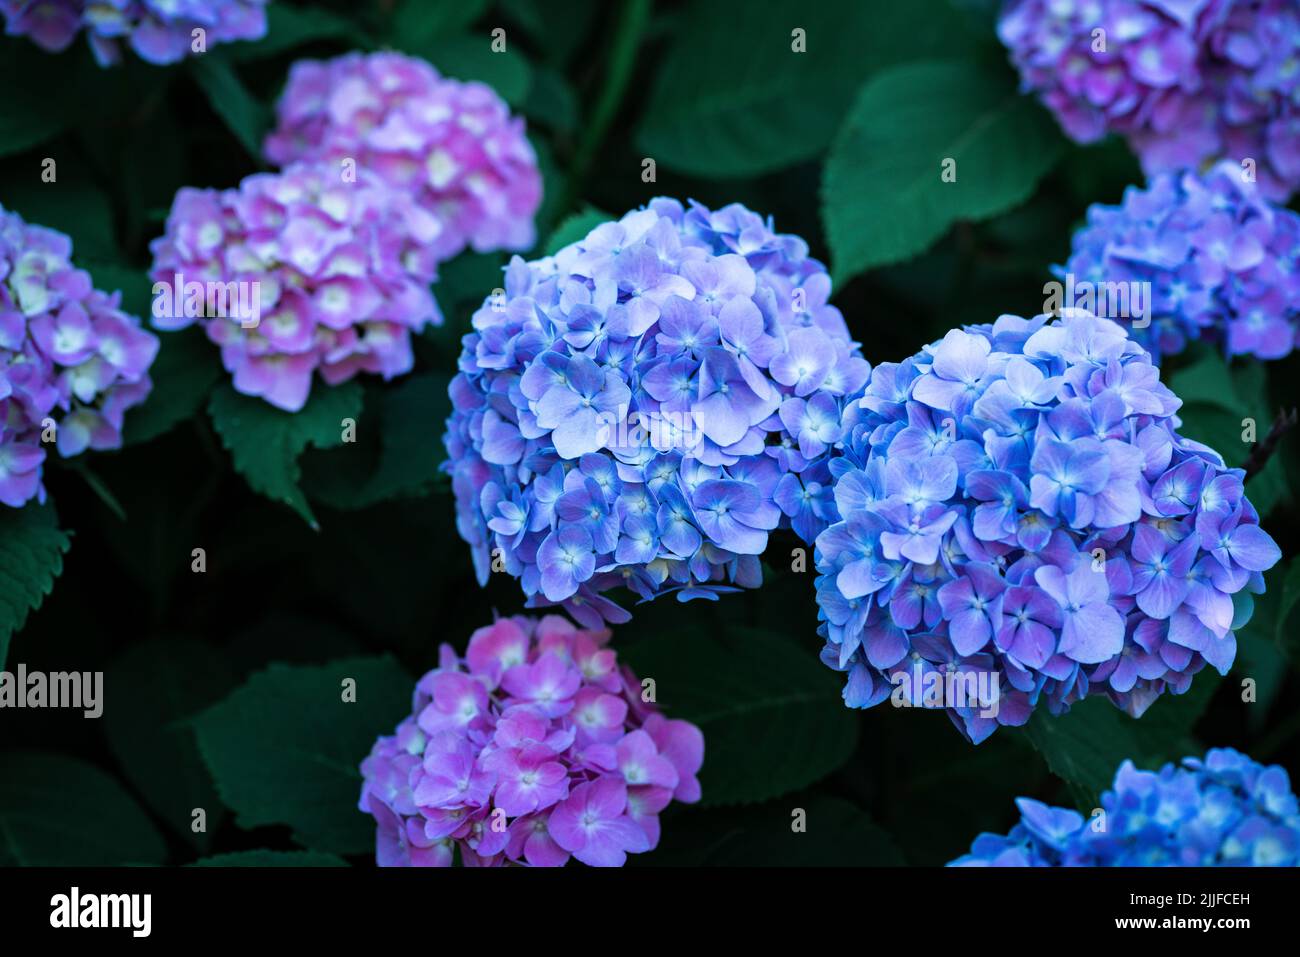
[1242,406,1298,480]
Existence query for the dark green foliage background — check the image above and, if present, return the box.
[1,0,1298,867]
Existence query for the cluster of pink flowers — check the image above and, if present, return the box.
[150,50,541,411]
[1000,0,1300,201]
[149,164,442,412]
[358,614,704,867]
[2,204,158,507]
[265,52,543,261]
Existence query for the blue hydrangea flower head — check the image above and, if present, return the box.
[1061,162,1300,362]
[813,310,1280,743]
[443,198,869,625]
[950,748,1300,866]
[0,0,268,66]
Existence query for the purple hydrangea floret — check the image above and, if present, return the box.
[358,614,704,867]
[443,198,871,625]
[1,204,158,507]
[951,748,1300,866]
[1061,161,1300,362]
[999,0,1300,200]
[265,51,542,262]
[0,0,267,66]
[813,310,1280,743]
[149,162,443,412]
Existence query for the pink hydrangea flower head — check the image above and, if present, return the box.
[265,51,542,261]
[358,614,704,867]
[1000,0,1300,201]
[148,162,443,412]
[1,203,158,507]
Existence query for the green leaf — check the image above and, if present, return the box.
[391,0,489,49]
[523,66,579,134]
[300,374,450,510]
[526,131,562,239]
[544,206,611,256]
[1234,561,1293,721]
[0,503,71,670]
[190,850,347,867]
[1022,698,1141,809]
[1129,672,1220,759]
[192,656,412,856]
[406,32,532,106]
[1175,404,1247,461]
[620,627,856,806]
[208,381,364,529]
[0,752,167,865]
[61,460,126,521]
[1235,616,1285,722]
[637,0,982,178]
[188,55,271,160]
[432,251,506,320]
[646,794,904,866]
[103,639,237,851]
[823,59,1065,287]
[1243,452,1289,525]
[1277,560,1300,648]
[1171,365,1288,518]
[0,46,71,157]
[1023,685,1220,810]
[230,4,360,60]
[1166,352,1245,412]
[124,327,223,446]
[1059,138,1145,207]
[499,0,595,68]
[875,719,1049,865]
[0,177,116,264]
[226,613,363,679]
[948,0,1002,21]
[82,261,153,322]
[707,796,904,866]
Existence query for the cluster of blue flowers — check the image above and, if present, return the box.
[443,199,869,625]
[812,311,1280,743]
[1062,162,1300,363]
[951,748,1300,866]
[0,0,267,66]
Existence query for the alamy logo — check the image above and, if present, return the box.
[595,407,705,453]
[890,663,1000,719]
[0,664,102,718]
[50,888,151,938]
[152,272,262,328]
[1043,273,1151,328]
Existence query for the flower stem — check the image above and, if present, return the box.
[561,0,652,214]
[1242,406,1297,480]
